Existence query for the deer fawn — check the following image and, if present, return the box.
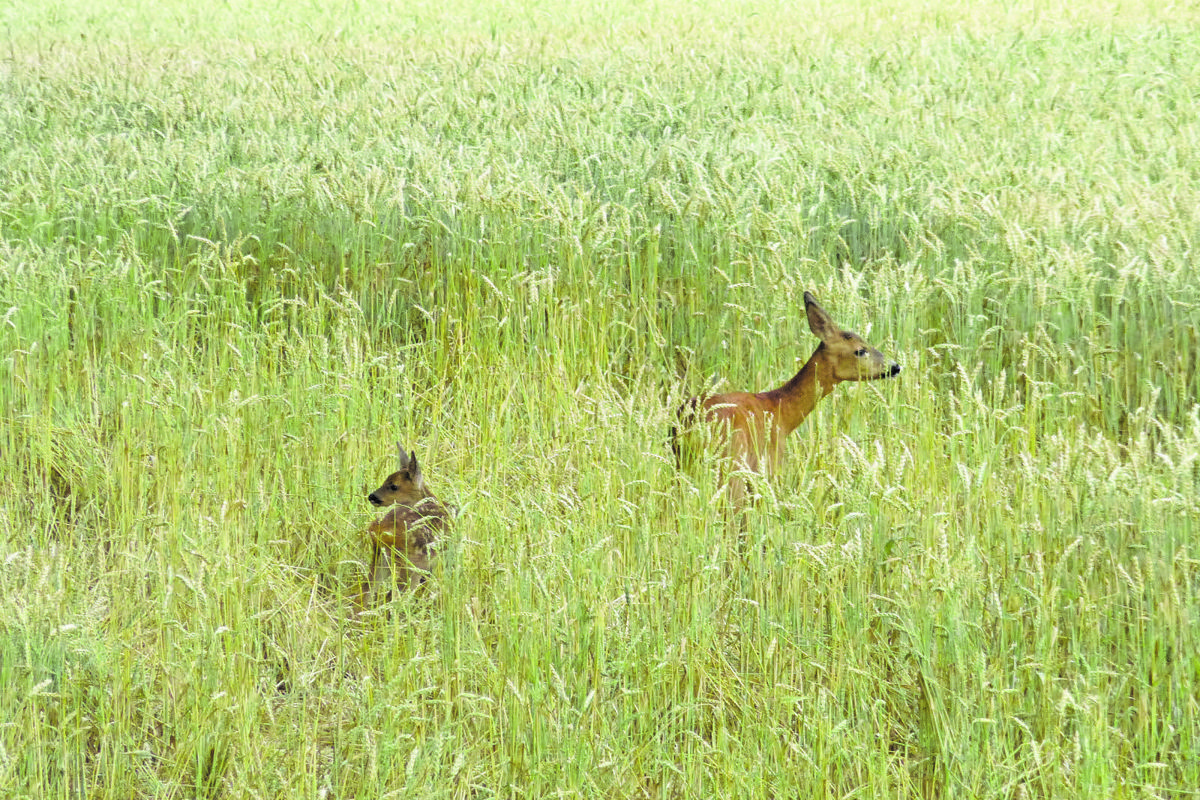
[357,444,451,611]
[672,291,900,509]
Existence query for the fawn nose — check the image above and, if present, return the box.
[889,363,901,377]
[368,493,383,506]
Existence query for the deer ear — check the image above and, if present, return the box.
[804,292,839,342]
[396,443,411,469]
[406,452,423,484]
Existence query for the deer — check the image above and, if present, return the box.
[671,291,900,511]
[356,444,451,612]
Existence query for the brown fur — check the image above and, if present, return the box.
[357,444,451,611]
[672,291,900,508]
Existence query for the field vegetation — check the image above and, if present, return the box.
[1,0,1198,796]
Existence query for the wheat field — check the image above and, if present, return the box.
[1,0,1198,797]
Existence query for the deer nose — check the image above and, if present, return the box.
[889,363,901,377]
[368,493,382,506]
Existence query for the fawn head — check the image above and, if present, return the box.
[368,444,429,507]
[805,291,901,383]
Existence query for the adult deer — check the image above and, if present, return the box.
[671,291,900,509]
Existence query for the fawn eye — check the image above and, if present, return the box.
[855,348,868,357]
[388,484,400,491]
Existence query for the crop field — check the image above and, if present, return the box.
[1,0,1198,797]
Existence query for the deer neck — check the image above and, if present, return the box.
[767,345,836,436]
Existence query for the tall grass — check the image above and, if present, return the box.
[1,0,1198,797]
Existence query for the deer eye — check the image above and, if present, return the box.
[855,348,868,357]
[388,484,400,491]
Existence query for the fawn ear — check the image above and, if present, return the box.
[396,443,411,469]
[804,292,839,342]
[406,452,424,485]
